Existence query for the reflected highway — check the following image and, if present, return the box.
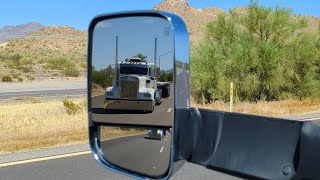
[101,133,171,177]
[91,85,174,127]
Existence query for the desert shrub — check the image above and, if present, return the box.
[2,54,34,72]
[19,57,34,66]
[18,78,23,82]
[63,100,81,115]
[92,70,106,87]
[92,65,114,87]
[12,74,19,79]
[80,62,87,69]
[159,73,173,82]
[191,0,319,102]
[27,76,35,81]
[43,58,73,70]
[2,76,13,82]
[11,54,23,61]
[63,66,80,77]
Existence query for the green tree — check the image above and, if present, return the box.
[133,53,147,60]
[92,70,108,87]
[191,0,319,102]
[102,65,114,77]
[159,72,173,82]
[92,66,114,88]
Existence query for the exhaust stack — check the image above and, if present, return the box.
[154,37,158,68]
[115,36,119,87]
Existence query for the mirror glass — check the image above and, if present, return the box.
[91,16,174,127]
[100,126,171,177]
[90,15,174,178]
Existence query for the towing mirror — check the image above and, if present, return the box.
[87,11,189,179]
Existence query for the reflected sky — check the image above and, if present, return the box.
[92,16,174,71]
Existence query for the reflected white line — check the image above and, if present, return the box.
[160,146,164,153]
[167,108,172,112]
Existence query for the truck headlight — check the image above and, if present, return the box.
[143,92,151,98]
[106,91,114,96]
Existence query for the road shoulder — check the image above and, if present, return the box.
[0,143,90,164]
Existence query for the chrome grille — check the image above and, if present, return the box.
[119,76,139,99]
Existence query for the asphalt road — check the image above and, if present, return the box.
[91,85,174,127]
[0,80,86,99]
[0,132,242,180]
[0,88,86,99]
[101,133,171,177]
[0,154,242,180]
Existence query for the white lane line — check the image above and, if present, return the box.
[0,151,91,168]
[167,108,172,112]
[160,146,164,153]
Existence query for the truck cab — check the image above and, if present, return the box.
[104,58,162,112]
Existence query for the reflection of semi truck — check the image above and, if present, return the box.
[104,58,170,112]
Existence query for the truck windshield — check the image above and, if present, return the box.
[120,66,148,75]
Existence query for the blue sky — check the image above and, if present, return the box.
[92,16,174,71]
[1,0,319,30]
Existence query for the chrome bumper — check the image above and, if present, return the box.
[104,99,154,111]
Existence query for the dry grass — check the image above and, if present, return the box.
[100,127,145,141]
[0,97,142,154]
[0,98,87,153]
[1,95,318,154]
[191,98,320,118]
[92,83,105,97]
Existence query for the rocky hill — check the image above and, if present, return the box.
[153,0,319,42]
[1,25,86,59]
[0,25,86,81]
[0,22,44,43]
[153,0,225,41]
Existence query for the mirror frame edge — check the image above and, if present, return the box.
[87,10,190,180]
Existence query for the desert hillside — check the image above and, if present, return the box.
[0,26,86,81]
